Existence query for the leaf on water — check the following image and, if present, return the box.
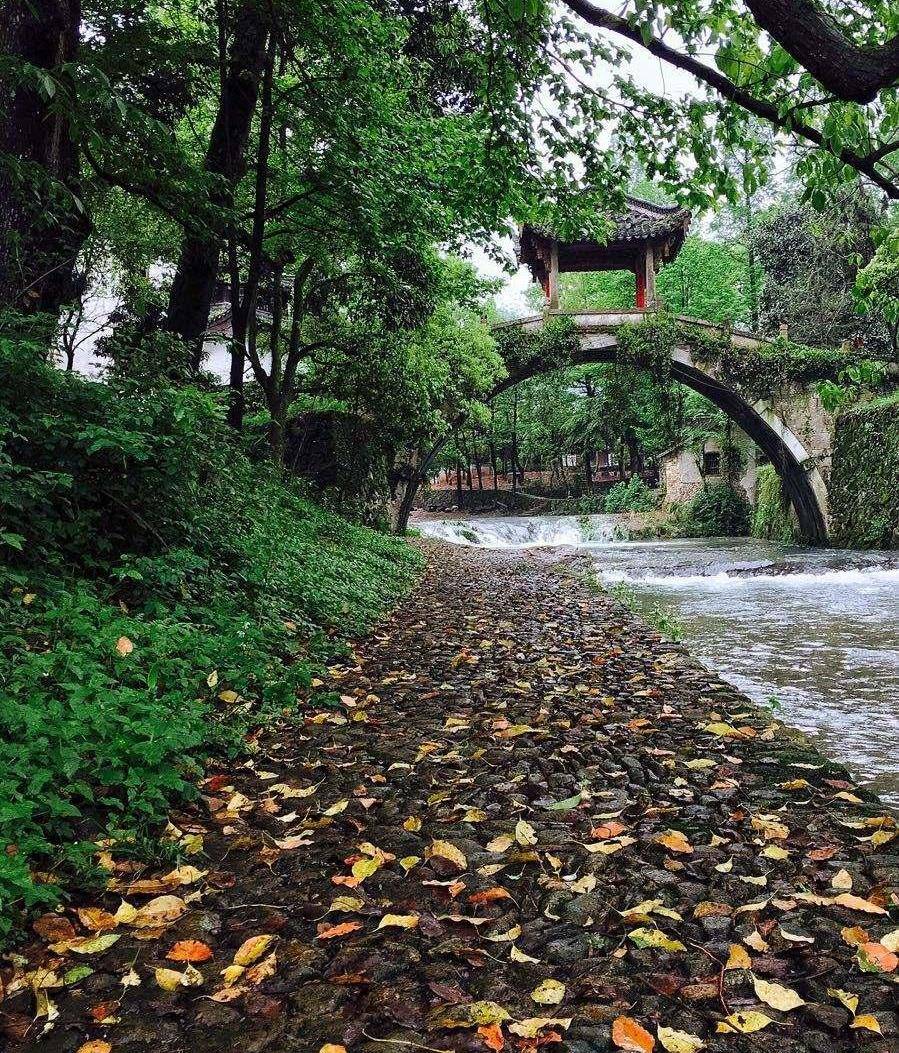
[233,934,276,965]
[612,1015,655,1052]
[656,1026,704,1053]
[716,1011,774,1033]
[752,976,805,1011]
[531,979,565,1005]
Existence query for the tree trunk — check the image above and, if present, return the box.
[455,460,463,509]
[165,1,269,362]
[0,0,87,319]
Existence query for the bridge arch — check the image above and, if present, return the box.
[493,312,829,543]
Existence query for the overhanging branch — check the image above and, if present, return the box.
[561,0,899,199]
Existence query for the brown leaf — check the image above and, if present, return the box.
[316,921,363,940]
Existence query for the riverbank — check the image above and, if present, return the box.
[4,543,897,1052]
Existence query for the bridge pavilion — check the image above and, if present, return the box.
[516,197,691,309]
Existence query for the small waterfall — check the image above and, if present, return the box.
[416,514,626,549]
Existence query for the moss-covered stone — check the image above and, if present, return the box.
[752,464,798,543]
[829,392,899,549]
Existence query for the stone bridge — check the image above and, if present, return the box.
[495,311,835,543]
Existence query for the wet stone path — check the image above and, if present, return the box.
[6,544,898,1053]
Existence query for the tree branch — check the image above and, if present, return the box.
[561,0,899,199]
[744,0,899,104]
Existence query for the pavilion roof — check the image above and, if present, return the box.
[517,197,691,281]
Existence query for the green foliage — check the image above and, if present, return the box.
[604,476,658,514]
[829,392,899,549]
[0,330,420,937]
[678,482,752,538]
[752,464,798,543]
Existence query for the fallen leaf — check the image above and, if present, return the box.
[752,976,805,1011]
[76,1042,112,1053]
[657,1026,704,1053]
[428,839,468,870]
[725,944,751,970]
[850,1014,881,1034]
[377,914,419,930]
[653,830,692,855]
[627,928,686,952]
[827,988,859,1014]
[515,820,537,846]
[167,940,213,963]
[856,941,898,973]
[531,979,565,1005]
[716,1011,774,1034]
[509,1018,573,1038]
[317,921,363,940]
[612,1015,655,1052]
[478,1022,505,1050]
[233,934,276,965]
[833,893,887,914]
[130,895,187,929]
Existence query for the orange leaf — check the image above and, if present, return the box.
[859,942,898,973]
[478,1023,506,1051]
[612,1016,655,1053]
[167,939,213,962]
[317,921,363,940]
[470,887,512,905]
[77,1043,112,1053]
[590,821,626,840]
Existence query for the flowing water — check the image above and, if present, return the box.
[417,513,899,804]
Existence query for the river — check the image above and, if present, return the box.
[417,513,899,805]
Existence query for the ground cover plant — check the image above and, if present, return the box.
[0,329,421,939]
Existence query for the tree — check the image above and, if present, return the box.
[560,0,899,200]
[0,0,88,319]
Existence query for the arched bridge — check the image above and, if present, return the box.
[495,311,835,543]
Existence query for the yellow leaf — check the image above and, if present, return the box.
[319,1046,348,1053]
[751,815,789,841]
[206,670,219,688]
[130,895,187,928]
[430,1001,511,1029]
[725,944,751,970]
[399,855,420,872]
[49,933,121,955]
[220,964,245,987]
[850,1014,881,1034]
[484,924,521,943]
[403,816,421,831]
[233,934,276,966]
[833,893,887,914]
[509,1018,572,1038]
[627,928,686,952]
[427,839,467,870]
[653,830,692,855]
[351,857,382,882]
[77,1043,112,1053]
[531,979,565,1005]
[515,820,537,846]
[716,1011,774,1033]
[760,845,790,860]
[752,976,805,1011]
[510,944,541,964]
[377,914,419,930]
[323,799,349,816]
[827,988,859,1014]
[487,834,514,853]
[329,896,365,913]
[155,967,186,991]
[657,1026,704,1053]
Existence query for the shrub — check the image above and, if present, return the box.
[680,482,751,537]
[603,475,659,514]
